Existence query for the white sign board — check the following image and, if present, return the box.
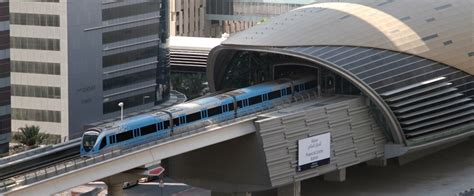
[297,132,331,171]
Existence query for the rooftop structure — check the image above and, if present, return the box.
[169,36,226,72]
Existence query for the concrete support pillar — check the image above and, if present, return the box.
[366,158,387,167]
[324,168,346,182]
[212,192,252,196]
[277,182,301,196]
[106,182,124,196]
[101,172,142,196]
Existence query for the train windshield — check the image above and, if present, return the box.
[82,131,99,152]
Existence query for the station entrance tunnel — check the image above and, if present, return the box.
[216,50,362,97]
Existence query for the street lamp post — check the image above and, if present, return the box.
[118,102,124,121]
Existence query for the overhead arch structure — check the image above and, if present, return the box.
[208,0,474,149]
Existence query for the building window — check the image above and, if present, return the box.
[12,84,61,99]
[10,13,60,27]
[421,34,438,41]
[0,30,9,50]
[0,114,11,135]
[425,17,436,23]
[12,108,61,123]
[0,3,9,22]
[377,0,394,7]
[434,4,452,11]
[0,87,10,106]
[399,16,411,21]
[11,37,60,51]
[103,46,158,67]
[443,40,453,46]
[102,23,159,44]
[103,91,155,114]
[103,69,156,91]
[102,1,159,21]
[0,59,10,78]
[11,61,60,75]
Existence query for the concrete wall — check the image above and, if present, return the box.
[166,133,273,192]
[66,0,103,139]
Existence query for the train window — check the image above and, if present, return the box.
[305,80,317,89]
[99,138,107,150]
[141,124,156,135]
[173,118,180,126]
[109,135,115,144]
[163,120,170,129]
[116,130,133,143]
[268,90,281,100]
[186,112,201,123]
[237,100,243,108]
[157,122,162,130]
[208,106,223,117]
[249,95,263,105]
[286,87,292,94]
[294,85,301,92]
[228,103,234,111]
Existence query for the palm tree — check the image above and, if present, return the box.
[13,125,48,148]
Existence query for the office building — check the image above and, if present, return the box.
[170,0,321,37]
[10,0,167,140]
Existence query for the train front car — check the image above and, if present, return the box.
[80,128,103,157]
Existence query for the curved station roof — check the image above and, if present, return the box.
[208,0,474,147]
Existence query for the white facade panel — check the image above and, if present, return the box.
[10,25,61,39]
[11,96,62,111]
[10,49,63,64]
[9,2,63,15]
[11,73,61,87]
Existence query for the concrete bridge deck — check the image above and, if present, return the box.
[1,95,387,196]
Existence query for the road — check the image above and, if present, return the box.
[124,180,210,196]
[122,139,474,195]
[302,138,474,196]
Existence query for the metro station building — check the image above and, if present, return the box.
[209,0,473,148]
[174,0,474,193]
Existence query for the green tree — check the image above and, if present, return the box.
[13,125,49,148]
[171,73,207,99]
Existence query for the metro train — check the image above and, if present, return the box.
[80,75,317,157]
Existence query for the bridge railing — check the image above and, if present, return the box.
[0,91,319,193]
[0,110,273,193]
